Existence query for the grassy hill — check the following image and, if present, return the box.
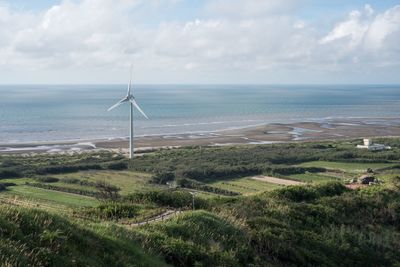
[0,204,167,266]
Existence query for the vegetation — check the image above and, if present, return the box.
[1,137,400,266]
[0,205,166,266]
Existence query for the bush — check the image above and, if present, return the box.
[106,161,128,170]
[0,169,21,179]
[60,178,97,187]
[35,164,103,175]
[151,172,175,184]
[272,186,318,202]
[392,176,400,190]
[95,181,121,200]
[84,202,140,219]
[26,183,99,198]
[126,190,208,209]
[0,182,16,191]
[177,178,240,196]
[272,182,348,202]
[34,177,60,183]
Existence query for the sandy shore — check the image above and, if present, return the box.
[1,118,400,155]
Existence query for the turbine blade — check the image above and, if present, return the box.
[130,99,149,119]
[108,97,128,111]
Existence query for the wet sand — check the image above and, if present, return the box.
[1,119,400,155]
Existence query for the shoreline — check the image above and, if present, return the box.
[1,118,400,155]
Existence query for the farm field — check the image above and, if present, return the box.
[51,170,159,195]
[210,177,283,195]
[3,185,99,207]
[285,172,340,183]
[298,161,396,173]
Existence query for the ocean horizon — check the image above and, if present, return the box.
[1,84,400,144]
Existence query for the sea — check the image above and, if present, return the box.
[1,84,400,144]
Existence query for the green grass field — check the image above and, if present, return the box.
[210,177,283,195]
[52,170,164,195]
[298,161,396,173]
[286,172,340,183]
[3,185,98,207]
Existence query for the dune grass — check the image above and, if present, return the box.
[0,204,167,267]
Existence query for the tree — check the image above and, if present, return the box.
[95,181,121,201]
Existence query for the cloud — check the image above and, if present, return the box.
[205,0,302,17]
[0,0,399,83]
[319,4,400,68]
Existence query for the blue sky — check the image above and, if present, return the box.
[0,0,399,84]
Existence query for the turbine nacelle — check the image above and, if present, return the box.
[107,70,149,119]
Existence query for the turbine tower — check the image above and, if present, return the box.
[108,67,149,159]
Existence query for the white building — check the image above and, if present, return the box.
[357,139,391,151]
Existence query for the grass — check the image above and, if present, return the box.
[210,177,283,195]
[1,140,400,266]
[298,161,396,173]
[4,185,98,207]
[52,170,162,195]
[285,172,340,183]
[0,204,168,266]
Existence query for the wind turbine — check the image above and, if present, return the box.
[108,67,149,159]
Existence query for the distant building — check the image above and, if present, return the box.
[357,139,391,151]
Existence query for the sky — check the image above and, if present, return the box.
[0,0,399,84]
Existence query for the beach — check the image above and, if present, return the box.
[2,118,400,155]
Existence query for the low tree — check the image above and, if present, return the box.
[95,181,121,201]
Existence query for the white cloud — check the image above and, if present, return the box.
[319,4,400,69]
[319,8,369,47]
[206,0,301,17]
[0,1,399,83]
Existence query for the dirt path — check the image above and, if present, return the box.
[251,176,306,186]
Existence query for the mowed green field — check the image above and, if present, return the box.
[210,177,283,195]
[3,185,99,207]
[286,173,340,183]
[51,170,164,195]
[298,161,396,173]
[0,170,164,211]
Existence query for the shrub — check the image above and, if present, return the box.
[392,176,400,190]
[106,161,128,170]
[26,183,99,198]
[126,190,208,209]
[0,182,16,191]
[34,177,60,183]
[60,178,97,187]
[151,172,175,184]
[84,202,140,219]
[0,169,21,179]
[272,182,348,202]
[177,178,240,196]
[272,186,318,202]
[95,181,121,200]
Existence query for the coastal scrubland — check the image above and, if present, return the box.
[1,138,400,266]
